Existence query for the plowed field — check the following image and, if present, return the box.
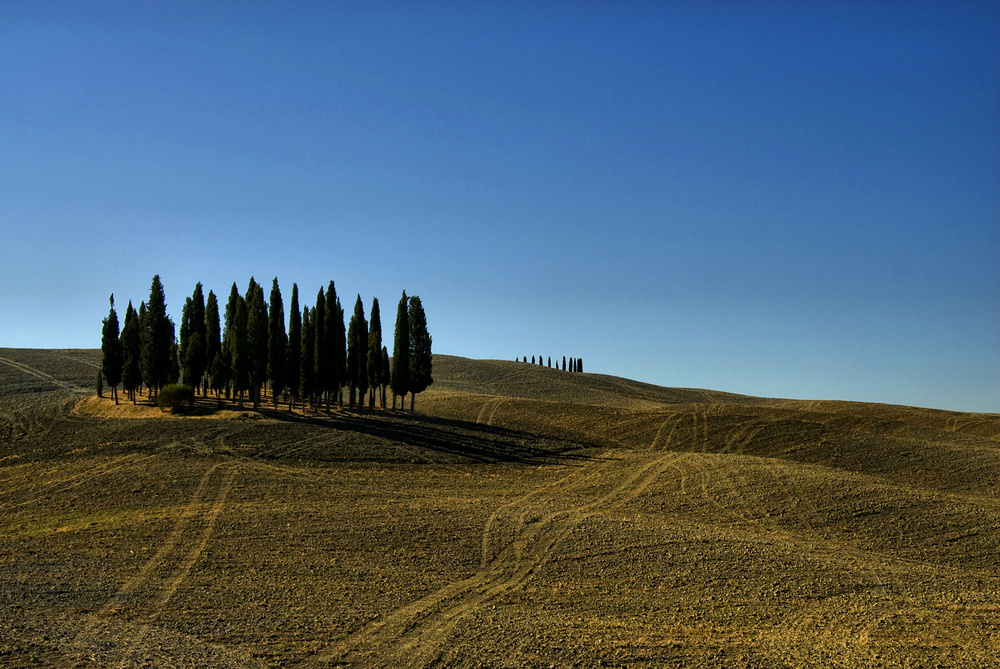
[2,349,998,667]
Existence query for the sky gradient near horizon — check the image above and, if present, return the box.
[2,2,998,413]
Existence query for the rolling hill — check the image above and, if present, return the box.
[1,348,998,667]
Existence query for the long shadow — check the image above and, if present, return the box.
[249,403,602,465]
[15,390,602,466]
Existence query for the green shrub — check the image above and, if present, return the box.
[156,384,194,414]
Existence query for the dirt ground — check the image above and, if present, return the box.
[1,348,998,667]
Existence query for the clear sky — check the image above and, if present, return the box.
[2,2,998,413]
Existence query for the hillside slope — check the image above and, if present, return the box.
[1,348,999,668]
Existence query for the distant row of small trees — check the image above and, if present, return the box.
[518,355,584,373]
[100,275,432,411]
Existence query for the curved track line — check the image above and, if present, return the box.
[486,398,505,426]
[329,450,681,667]
[650,413,683,450]
[72,461,242,664]
[479,455,615,569]
[2,453,160,510]
[95,463,227,617]
[155,465,238,608]
[721,416,767,454]
[59,354,100,369]
[475,396,503,425]
[0,355,83,392]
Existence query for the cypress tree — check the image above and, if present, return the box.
[390,291,409,410]
[333,296,347,406]
[407,295,432,411]
[367,297,382,409]
[184,330,205,400]
[324,282,340,408]
[268,278,287,408]
[120,302,141,404]
[562,356,566,371]
[137,301,147,396]
[313,288,326,408]
[189,283,208,393]
[246,279,268,409]
[101,294,123,405]
[168,319,180,385]
[578,358,583,373]
[301,306,314,407]
[380,345,390,410]
[346,295,368,409]
[531,356,535,364]
[179,297,193,386]
[222,283,240,399]
[205,290,224,397]
[96,368,103,397]
[141,275,172,398]
[287,283,301,408]
[231,295,249,407]
[548,356,552,368]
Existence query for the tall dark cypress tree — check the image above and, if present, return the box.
[101,295,122,405]
[301,306,315,407]
[184,322,205,399]
[268,278,287,408]
[380,345,390,410]
[246,279,268,409]
[179,297,192,385]
[367,297,382,409]
[562,356,567,371]
[407,295,432,411]
[287,283,301,408]
[346,295,368,409]
[205,290,223,397]
[137,301,147,396]
[390,291,409,410]
[324,282,340,408]
[231,295,249,407]
[168,319,180,386]
[120,301,141,404]
[222,283,241,399]
[141,275,172,398]
[188,283,208,394]
[333,296,347,406]
[313,288,327,409]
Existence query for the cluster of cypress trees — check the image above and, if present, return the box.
[100,275,432,411]
[518,355,584,373]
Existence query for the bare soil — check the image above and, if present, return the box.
[1,349,998,667]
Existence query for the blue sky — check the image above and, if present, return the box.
[2,2,998,413]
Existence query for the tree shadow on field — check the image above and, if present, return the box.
[255,405,600,465]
